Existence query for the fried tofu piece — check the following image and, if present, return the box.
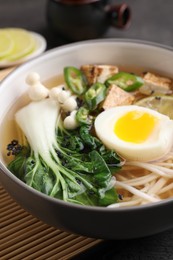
[139,72,173,95]
[81,64,119,85]
[102,84,135,110]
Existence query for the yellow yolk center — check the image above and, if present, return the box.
[114,111,158,143]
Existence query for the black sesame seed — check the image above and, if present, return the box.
[7,144,13,150]
[56,150,62,157]
[76,97,83,107]
[88,190,95,195]
[11,140,18,145]
[6,140,23,156]
[118,194,123,200]
[76,178,82,184]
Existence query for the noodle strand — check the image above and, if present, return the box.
[116,181,160,203]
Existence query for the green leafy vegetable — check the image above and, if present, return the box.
[8,99,122,206]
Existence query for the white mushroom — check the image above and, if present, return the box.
[26,72,49,101]
[49,85,65,100]
[57,89,71,103]
[25,72,40,85]
[62,96,78,112]
[63,110,79,130]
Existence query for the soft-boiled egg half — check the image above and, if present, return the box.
[95,105,173,162]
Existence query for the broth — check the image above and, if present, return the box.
[0,74,64,165]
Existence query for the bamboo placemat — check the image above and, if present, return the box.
[0,68,101,259]
[0,184,101,260]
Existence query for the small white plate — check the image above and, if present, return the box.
[0,31,47,68]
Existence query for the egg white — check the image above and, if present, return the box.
[95,105,173,162]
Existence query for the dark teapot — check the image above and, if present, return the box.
[47,0,131,41]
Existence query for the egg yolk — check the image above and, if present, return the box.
[114,111,158,143]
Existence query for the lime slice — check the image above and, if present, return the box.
[0,30,14,58]
[135,95,173,119]
[4,28,36,61]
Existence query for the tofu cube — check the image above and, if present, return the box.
[102,84,135,110]
[139,72,173,95]
[81,64,119,85]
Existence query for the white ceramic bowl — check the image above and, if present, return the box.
[1,39,173,239]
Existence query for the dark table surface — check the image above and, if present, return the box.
[1,0,173,259]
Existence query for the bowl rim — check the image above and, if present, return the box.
[1,37,173,213]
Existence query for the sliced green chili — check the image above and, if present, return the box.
[64,66,87,95]
[105,72,144,92]
[85,83,107,110]
[76,107,93,125]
